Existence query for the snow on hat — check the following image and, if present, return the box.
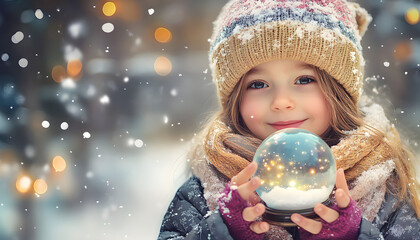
[209,0,372,106]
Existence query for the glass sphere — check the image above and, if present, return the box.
[253,128,336,211]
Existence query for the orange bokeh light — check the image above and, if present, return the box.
[394,41,412,61]
[52,156,67,172]
[103,2,116,16]
[406,8,420,25]
[154,56,172,76]
[51,65,66,83]
[16,175,32,194]
[67,59,83,78]
[154,27,172,43]
[34,179,48,195]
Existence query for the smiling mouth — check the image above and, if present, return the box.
[268,119,307,130]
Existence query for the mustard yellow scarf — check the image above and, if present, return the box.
[203,119,393,182]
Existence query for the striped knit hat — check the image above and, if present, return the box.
[209,0,372,106]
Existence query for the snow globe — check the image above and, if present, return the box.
[253,128,336,226]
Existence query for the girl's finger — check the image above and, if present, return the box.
[242,203,265,221]
[237,177,261,200]
[249,192,262,205]
[335,168,350,196]
[231,162,258,186]
[313,203,339,223]
[249,221,270,234]
[336,188,351,208]
[291,213,322,234]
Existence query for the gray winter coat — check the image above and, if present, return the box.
[158,176,420,239]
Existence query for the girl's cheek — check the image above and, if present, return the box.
[245,106,261,120]
[241,95,266,119]
[294,86,318,95]
[242,111,255,120]
[246,115,258,122]
[242,108,259,124]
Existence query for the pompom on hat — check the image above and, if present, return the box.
[209,0,372,107]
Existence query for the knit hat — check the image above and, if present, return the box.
[209,0,372,106]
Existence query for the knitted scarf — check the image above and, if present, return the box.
[191,102,397,239]
[204,117,394,182]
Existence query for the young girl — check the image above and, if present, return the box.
[159,0,420,239]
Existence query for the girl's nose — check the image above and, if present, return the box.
[271,92,295,111]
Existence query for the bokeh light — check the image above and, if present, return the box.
[116,0,141,22]
[102,2,116,17]
[102,22,115,33]
[405,8,420,25]
[154,27,172,43]
[51,65,66,83]
[67,59,83,78]
[11,31,24,44]
[52,156,67,172]
[18,58,28,68]
[16,174,32,193]
[35,9,44,19]
[394,41,412,61]
[33,179,48,195]
[154,56,172,76]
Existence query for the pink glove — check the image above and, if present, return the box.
[217,183,264,240]
[298,198,362,240]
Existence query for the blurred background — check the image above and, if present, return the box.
[0,0,419,239]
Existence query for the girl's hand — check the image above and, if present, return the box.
[290,168,362,239]
[232,162,270,234]
[217,162,270,239]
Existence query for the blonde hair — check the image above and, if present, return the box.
[314,68,420,218]
[194,65,420,217]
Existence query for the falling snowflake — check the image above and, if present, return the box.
[42,120,50,128]
[61,122,69,130]
[83,132,91,139]
[18,58,28,68]
[102,23,114,33]
[11,31,24,44]
[134,139,144,148]
[35,9,44,19]
[100,95,110,104]
[1,53,9,61]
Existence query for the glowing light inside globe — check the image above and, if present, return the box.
[253,129,336,210]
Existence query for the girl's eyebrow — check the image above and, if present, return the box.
[246,68,261,75]
[243,68,263,83]
[299,63,314,70]
[245,62,314,77]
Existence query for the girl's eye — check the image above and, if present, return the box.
[295,76,315,85]
[248,81,268,89]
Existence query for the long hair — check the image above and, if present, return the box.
[315,68,420,217]
[192,65,420,217]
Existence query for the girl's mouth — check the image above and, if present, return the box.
[268,119,307,130]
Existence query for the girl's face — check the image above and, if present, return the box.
[239,59,331,140]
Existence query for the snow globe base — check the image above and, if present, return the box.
[262,199,331,227]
